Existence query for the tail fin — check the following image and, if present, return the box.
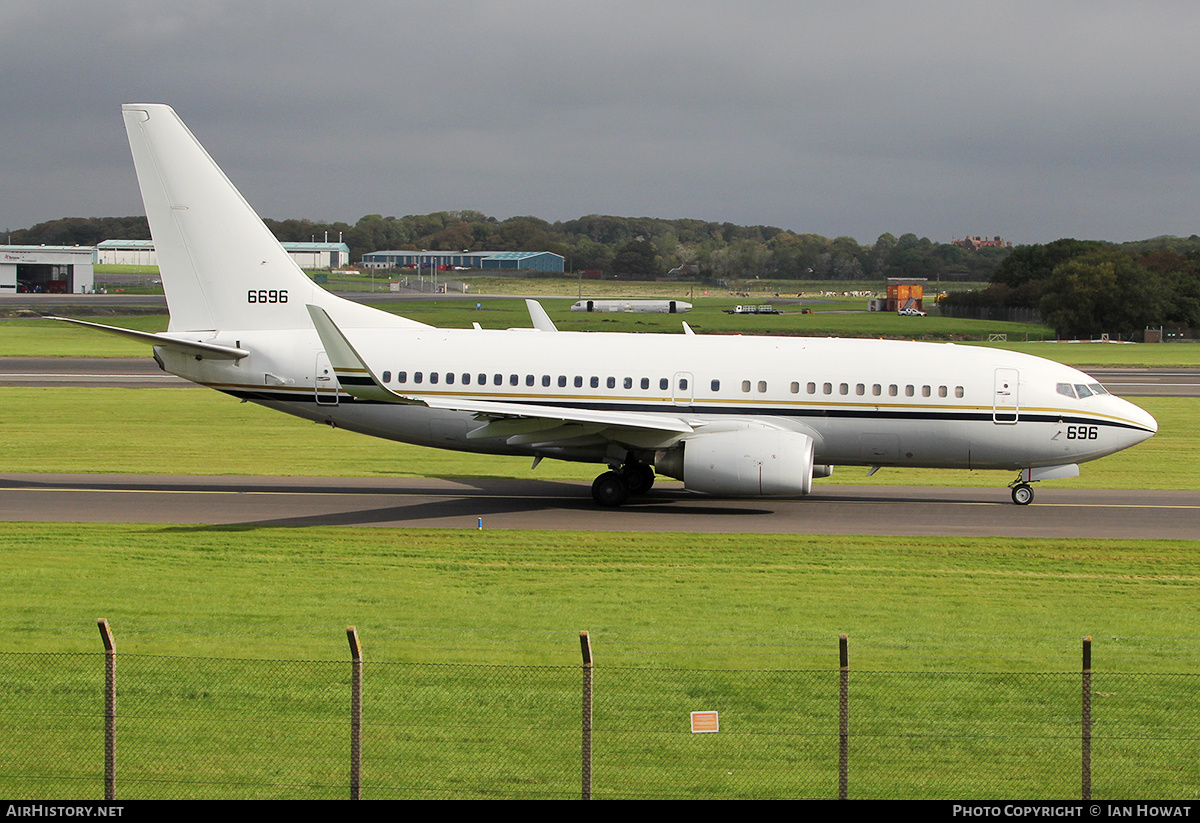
[122,104,419,333]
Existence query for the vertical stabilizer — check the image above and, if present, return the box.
[122,104,416,333]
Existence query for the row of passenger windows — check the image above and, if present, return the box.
[778,381,964,398]
[378,370,966,400]
[382,371,682,391]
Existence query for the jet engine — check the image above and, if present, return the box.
[657,428,816,496]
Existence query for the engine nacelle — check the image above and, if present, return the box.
[663,428,816,497]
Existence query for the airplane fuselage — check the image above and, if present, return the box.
[156,325,1156,474]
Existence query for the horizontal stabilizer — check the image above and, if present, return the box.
[48,316,248,360]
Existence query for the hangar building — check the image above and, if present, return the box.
[96,239,352,269]
[361,250,565,273]
[1,246,96,294]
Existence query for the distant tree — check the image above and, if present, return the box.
[611,238,660,279]
[1039,250,1166,338]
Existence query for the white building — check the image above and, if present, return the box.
[0,246,96,294]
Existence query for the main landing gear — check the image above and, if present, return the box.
[591,461,656,507]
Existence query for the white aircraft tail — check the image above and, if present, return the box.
[122,104,419,333]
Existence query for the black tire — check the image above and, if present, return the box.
[1011,484,1034,505]
[592,471,630,507]
[622,462,656,495]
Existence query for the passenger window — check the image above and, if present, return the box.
[510,374,519,386]
[711,379,721,392]
[678,378,689,390]
[922,385,931,397]
[790,382,799,394]
[623,377,633,389]
[955,386,965,398]
[905,385,915,397]
[462,374,470,385]
[660,378,669,391]
[558,375,567,388]
[382,370,391,383]
[590,376,599,388]
[823,382,832,395]
[872,384,881,396]
[742,380,751,393]
[397,371,407,384]
[839,383,849,395]
[641,377,650,390]
[575,376,583,388]
[414,372,423,384]
[758,381,767,393]
[526,375,535,387]
[889,384,898,396]
[541,375,550,387]
[938,386,947,398]
[494,374,502,386]
[607,377,616,389]
[807,382,816,394]
[856,383,865,396]
[430,372,439,384]
[447,373,456,385]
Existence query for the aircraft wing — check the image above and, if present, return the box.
[306,305,694,446]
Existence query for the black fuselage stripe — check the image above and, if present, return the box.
[223,389,1152,433]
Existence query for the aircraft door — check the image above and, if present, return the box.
[992,368,1018,424]
[315,351,339,405]
[672,372,695,407]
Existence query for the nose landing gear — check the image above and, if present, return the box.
[1010,482,1035,505]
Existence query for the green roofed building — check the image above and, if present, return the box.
[361,250,565,273]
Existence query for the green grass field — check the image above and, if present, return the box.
[2,524,1198,798]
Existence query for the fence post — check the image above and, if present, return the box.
[839,634,849,800]
[97,619,116,802]
[580,630,593,800]
[347,626,362,801]
[1082,637,1091,801]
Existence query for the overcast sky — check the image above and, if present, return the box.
[3,0,1199,245]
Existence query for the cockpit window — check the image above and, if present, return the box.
[1089,383,1109,395]
[1075,384,1093,399]
[1057,383,1076,399]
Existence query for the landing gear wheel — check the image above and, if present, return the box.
[622,462,656,495]
[592,471,631,507]
[1011,483,1034,506]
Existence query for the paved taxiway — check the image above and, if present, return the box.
[2,474,1196,539]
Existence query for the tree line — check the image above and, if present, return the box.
[941,237,1200,338]
[7,212,1009,282]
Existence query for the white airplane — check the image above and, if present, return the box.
[56,104,1157,507]
[570,299,691,313]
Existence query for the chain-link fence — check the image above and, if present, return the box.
[1,628,1197,799]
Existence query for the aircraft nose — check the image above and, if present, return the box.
[1122,398,1158,440]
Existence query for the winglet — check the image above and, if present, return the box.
[525,299,558,331]
[306,305,421,404]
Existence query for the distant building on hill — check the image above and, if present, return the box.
[952,235,1012,252]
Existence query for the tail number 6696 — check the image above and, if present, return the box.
[248,289,288,304]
